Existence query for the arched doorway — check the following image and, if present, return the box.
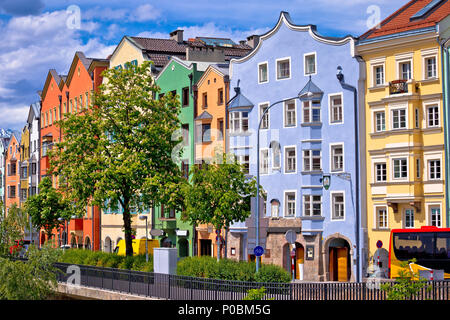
[104,237,112,252]
[295,243,305,280]
[328,238,351,282]
[178,238,189,258]
[84,237,91,250]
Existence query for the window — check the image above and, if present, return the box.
[399,61,411,80]
[284,100,296,127]
[377,207,388,229]
[304,53,316,75]
[375,111,385,132]
[415,108,420,128]
[272,142,281,170]
[427,105,439,127]
[331,193,344,220]
[236,155,250,174]
[217,119,224,141]
[331,145,343,172]
[392,109,406,129]
[425,56,437,79]
[31,163,37,175]
[80,95,83,111]
[375,163,387,182]
[218,88,224,105]
[260,103,269,129]
[429,159,441,180]
[182,87,189,107]
[258,62,268,83]
[374,65,384,86]
[285,147,296,173]
[330,94,343,123]
[271,200,280,218]
[303,100,321,124]
[276,58,290,80]
[181,160,189,179]
[260,149,269,174]
[405,209,414,228]
[304,195,322,216]
[303,150,321,172]
[20,166,27,179]
[202,93,207,109]
[416,158,421,179]
[20,189,27,201]
[8,185,16,198]
[181,124,189,146]
[10,162,16,175]
[201,123,211,142]
[230,112,249,134]
[430,206,441,227]
[285,192,296,217]
[393,158,408,179]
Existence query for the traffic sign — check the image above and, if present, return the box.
[285,230,296,244]
[376,240,383,249]
[254,246,264,257]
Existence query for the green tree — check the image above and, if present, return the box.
[182,153,257,260]
[24,176,73,240]
[381,259,431,300]
[0,244,61,300]
[50,61,184,256]
[0,203,27,256]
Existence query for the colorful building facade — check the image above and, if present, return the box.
[5,133,21,213]
[357,0,450,277]
[228,12,363,281]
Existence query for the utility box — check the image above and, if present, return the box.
[153,248,177,275]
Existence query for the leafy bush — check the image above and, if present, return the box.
[176,256,290,283]
[243,287,274,300]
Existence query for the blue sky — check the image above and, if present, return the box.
[0,0,407,130]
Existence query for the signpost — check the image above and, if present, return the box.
[254,246,264,257]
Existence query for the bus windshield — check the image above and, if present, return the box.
[393,232,450,261]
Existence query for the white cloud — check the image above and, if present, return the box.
[129,4,161,22]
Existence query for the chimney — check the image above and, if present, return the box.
[239,40,246,46]
[170,29,184,43]
[246,35,260,48]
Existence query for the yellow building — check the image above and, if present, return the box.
[357,0,450,276]
[19,125,30,207]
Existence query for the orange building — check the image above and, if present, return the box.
[39,52,108,250]
[193,64,230,258]
[4,133,20,213]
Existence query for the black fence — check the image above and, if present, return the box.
[53,262,450,300]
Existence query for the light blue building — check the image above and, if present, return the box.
[227,12,366,282]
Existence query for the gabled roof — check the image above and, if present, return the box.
[65,51,94,87]
[27,101,41,124]
[298,77,324,101]
[196,63,230,88]
[230,11,356,75]
[359,0,450,41]
[40,69,61,102]
[195,111,213,121]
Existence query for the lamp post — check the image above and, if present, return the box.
[336,66,361,282]
[256,92,310,273]
[139,215,149,262]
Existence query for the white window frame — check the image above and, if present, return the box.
[330,143,344,172]
[276,57,291,81]
[392,157,408,180]
[421,48,438,80]
[302,100,321,124]
[303,194,322,217]
[395,53,414,81]
[258,61,269,84]
[374,162,387,183]
[303,149,322,172]
[374,206,389,229]
[390,105,408,130]
[284,145,297,174]
[229,111,249,134]
[304,52,317,76]
[428,159,441,180]
[426,103,440,128]
[259,102,270,130]
[374,110,386,133]
[236,154,249,174]
[271,200,280,218]
[260,148,269,175]
[404,208,415,229]
[271,142,281,171]
[328,92,344,125]
[427,203,442,227]
[330,191,345,221]
[283,99,297,128]
[370,58,386,87]
[284,190,297,218]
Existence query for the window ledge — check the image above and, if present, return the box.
[301,122,322,127]
[368,85,388,91]
[300,216,325,221]
[372,228,390,232]
[301,171,323,175]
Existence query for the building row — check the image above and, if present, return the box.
[2,0,450,282]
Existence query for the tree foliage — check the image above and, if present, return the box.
[49,61,184,256]
[24,176,73,239]
[0,203,27,256]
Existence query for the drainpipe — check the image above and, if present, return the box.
[336,66,361,283]
[440,37,450,227]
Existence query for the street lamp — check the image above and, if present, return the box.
[139,215,149,262]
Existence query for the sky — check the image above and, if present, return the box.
[0,0,407,131]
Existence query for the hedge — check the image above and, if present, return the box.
[177,256,291,283]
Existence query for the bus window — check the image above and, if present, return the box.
[436,232,450,259]
[393,232,434,261]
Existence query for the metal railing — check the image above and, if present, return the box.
[389,79,408,94]
[53,262,450,300]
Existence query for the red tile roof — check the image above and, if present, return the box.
[360,0,450,40]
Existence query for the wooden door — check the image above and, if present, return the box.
[295,246,304,280]
[337,247,348,282]
[329,248,336,281]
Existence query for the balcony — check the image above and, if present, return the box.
[389,79,408,95]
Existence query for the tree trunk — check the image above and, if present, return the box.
[122,203,133,257]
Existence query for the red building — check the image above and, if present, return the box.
[39,52,108,250]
